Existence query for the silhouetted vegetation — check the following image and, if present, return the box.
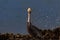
[0,27,60,40]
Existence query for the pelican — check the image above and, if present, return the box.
[27,8,42,38]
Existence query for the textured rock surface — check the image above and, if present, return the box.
[0,27,60,40]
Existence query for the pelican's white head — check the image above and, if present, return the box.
[27,8,32,13]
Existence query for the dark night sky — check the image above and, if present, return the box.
[0,0,60,34]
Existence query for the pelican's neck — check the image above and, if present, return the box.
[27,13,31,23]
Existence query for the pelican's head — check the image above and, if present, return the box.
[27,8,32,13]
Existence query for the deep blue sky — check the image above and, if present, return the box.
[0,0,60,34]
